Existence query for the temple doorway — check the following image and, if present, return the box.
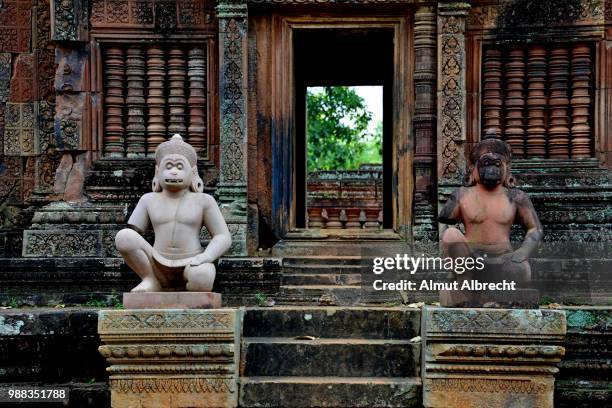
[294,29,394,230]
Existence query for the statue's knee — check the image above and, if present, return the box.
[184,263,216,292]
[115,228,142,253]
[442,227,466,244]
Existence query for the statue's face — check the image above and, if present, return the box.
[476,152,505,188]
[159,154,193,192]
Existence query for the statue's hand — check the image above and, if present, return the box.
[190,253,212,266]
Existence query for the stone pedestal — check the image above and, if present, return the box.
[123,292,222,309]
[98,308,242,408]
[422,307,566,408]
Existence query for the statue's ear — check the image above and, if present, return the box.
[152,165,162,192]
[463,164,476,187]
[190,166,204,193]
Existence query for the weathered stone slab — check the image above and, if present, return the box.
[0,0,32,53]
[123,292,222,309]
[422,307,566,408]
[9,53,36,102]
[98,308,241,408]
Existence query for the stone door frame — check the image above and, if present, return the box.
[269,14,414,240]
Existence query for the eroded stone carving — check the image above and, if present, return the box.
[115,134,232,292]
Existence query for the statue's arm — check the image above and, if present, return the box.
[127,195,151,235]
[437,189,462,225]
[191,194,232,265]
[512,189,543,262]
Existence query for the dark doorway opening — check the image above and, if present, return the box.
[294,28,394,229]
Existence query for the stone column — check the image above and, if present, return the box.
[413,6,438,245]
[436,2,470,218]
[217,0,248,256]
[98,308,242,408]
[422,307,567,408]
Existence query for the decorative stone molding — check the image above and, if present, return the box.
[437,2,470,187]
[217,0,248,255]
[98,309,242,408]
[422,307,567,408]
[51,0,89,42]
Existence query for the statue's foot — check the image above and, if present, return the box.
[131,278,162,293]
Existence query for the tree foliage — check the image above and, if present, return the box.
[307,87,382,172]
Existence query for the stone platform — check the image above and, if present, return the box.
[98,308,242,408]
[421,307,567,408]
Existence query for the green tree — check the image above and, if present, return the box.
[307,87,381,171]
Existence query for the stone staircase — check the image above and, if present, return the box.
[239,307,422,407]
[278,256,364,305]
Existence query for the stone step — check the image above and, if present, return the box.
[279,285,363,306]
[283,256,364,267]
[282,273,362,286]
[282,264,363,274]
[242,338,420,377]
[239,376,421,408]
[243,307,420,339]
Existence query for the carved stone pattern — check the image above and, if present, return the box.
[37,100,55,153]
[438,8,467,182]
[155,1,177,33]
[0,157,23,203]
[53,0,79,41]
[4,103,36,156]
[526,45,547,157]
[570,42,592,158]
[482,48,503,139]
[125,46,146,157]
[99,344,234,359]
[35,150,61,192]
[91,0,214,28]
[0,0,32,53]
[168,47,187,135]
[425,378,552,394]
[467,5,498,28]
[24,232,98,256]
[145,45,167,156]
[35,0,53,51]
[37,50,56,103]
[0,53,12,104]
[504,48,526,157]
[177,0,211,27]
[98,311,234,332]
[109,378,235,394]
[428,309,565,335]
[187,47,207,153]
[103,46,126,157]
[435,344,565,359]
[220,17,246,183]
[9,53,36,103]
[131,1,154,24]
[107,0,129,23]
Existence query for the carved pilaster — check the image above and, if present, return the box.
[103,46,125,157]
[217,0,248,255]
[146,45,167,156]
[422,307,567,408]
[98,309,241,408]
[125,46,146,158]
[188,47,207,154]
[168,47,187,136]
[437,2,470,219]
[548,45,571,158]
[413,6,437,243]
[570,42,593,158]
[51,0,89,42]
[526,45,547,158]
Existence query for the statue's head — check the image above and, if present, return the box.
[152,134,204,193]
[464,133,515,189]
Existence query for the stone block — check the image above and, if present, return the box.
[422,307,567,408]
[55,92,87,150]
[9,53,36,102]
[37,49,56,103]
[98,308,242,408]
[4,102,37,156]
[0,0,32,53]
[55,46,89,92]
[123,292,222,309]
[0,53,11,104]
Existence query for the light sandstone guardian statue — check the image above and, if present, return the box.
[115,134,232,292]
[437,136,543,305]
